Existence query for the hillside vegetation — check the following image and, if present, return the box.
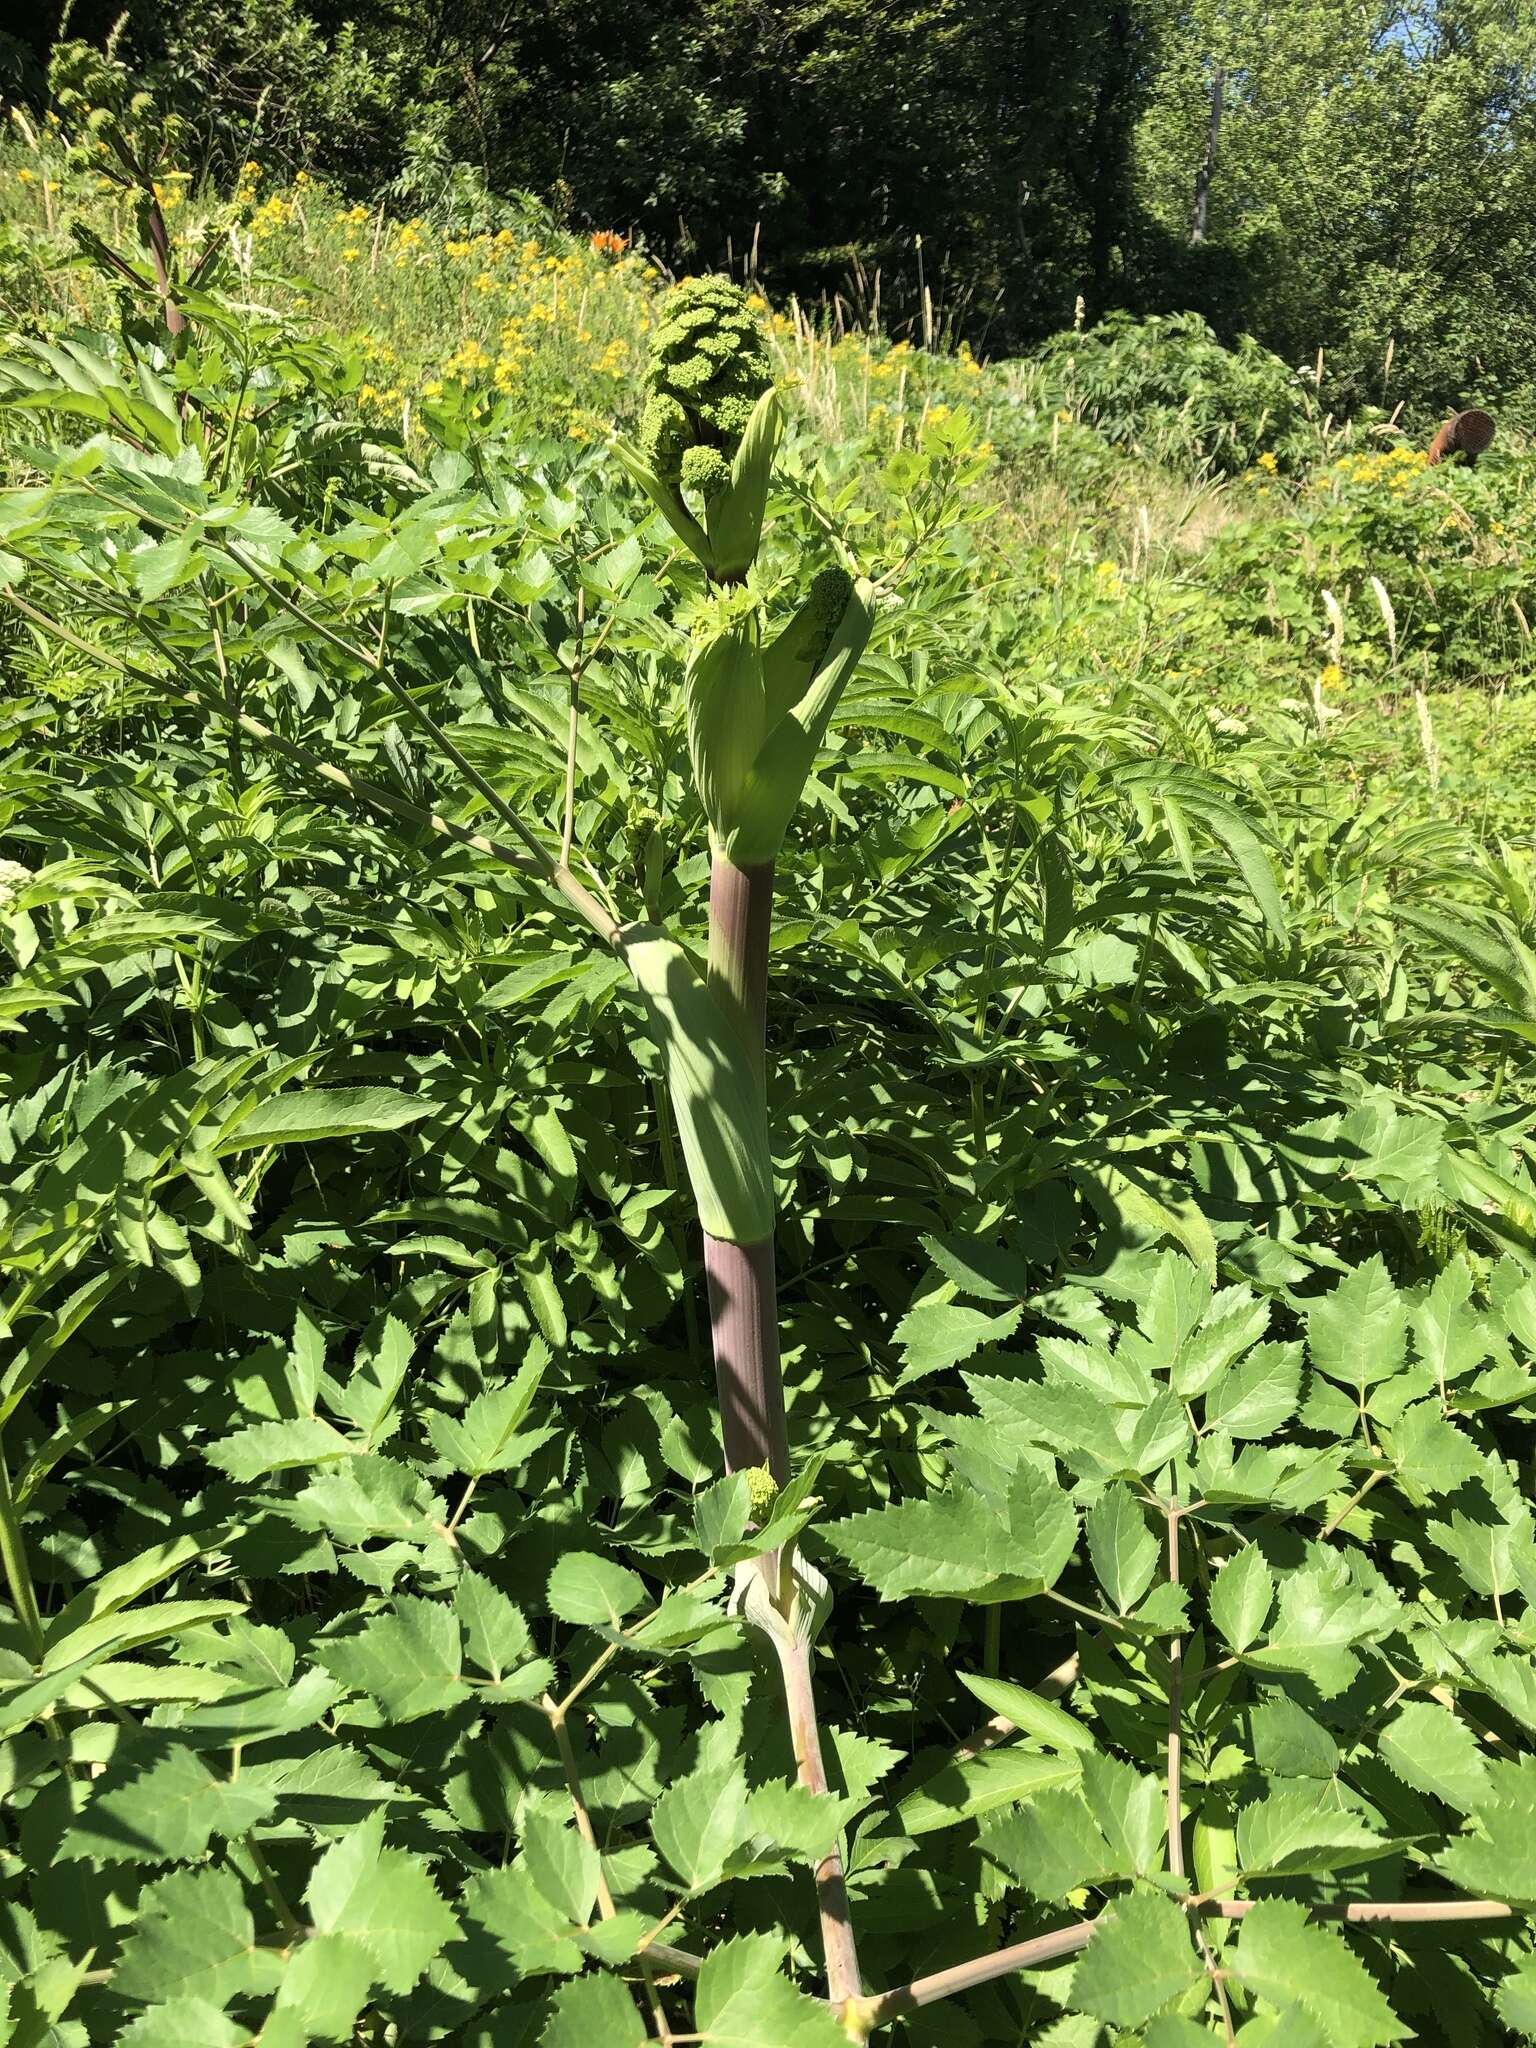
[5,69,1536,2048]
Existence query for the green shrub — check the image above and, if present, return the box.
[1034,310,1323,476]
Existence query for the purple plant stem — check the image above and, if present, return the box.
[702,1233,789,1482]
[704,856,787,1480]
[707,856,774,1070]
[703,850,862,2009]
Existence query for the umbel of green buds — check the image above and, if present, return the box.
[640,276,772,494]
[617,277,782,582]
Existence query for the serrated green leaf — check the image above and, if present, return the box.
[456,1570,535,1681]
[1379,1701,1490,1814]
[1071,1890,1203,2025]
[896,1747,1079,1835]
[694,1932,848,2045]
[59,1735,276,1863]
[1234,1898,1409,2043]
[306,1808,457,1992]
[955,1671,1098,1753]
[1079,1752,1166,1873]
[1497,1955,1536,2038]
[1307,1256,1407,1395]
[1236,1787,1390,1876]
[893,1298,1023,1386]
[547,1552,648,1626]
[543,1972,649,2046]
[653,1758,749,1890]
[824,1489,1031,1602]
[521,1809,599,1924]
[430,1348,549,1475]
[317,1595,461,1720]
[745,1779,863,1864]
[1210,1545,1274,1653]
[1441,1789,1536,1905]
[988,1786,1120,1900]
[116,1999,246,2047]
[205,1416,358,1481]
[1007,1463,1078,1586]
[271,1931,374,2040]
[215,1086,433,1152]
[1204,1341,1302,1438]
[113,1867,280,2006]
[1085,1485,1159,1613]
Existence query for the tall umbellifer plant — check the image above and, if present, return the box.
[612,278,876,2013]
[47,39,224,346]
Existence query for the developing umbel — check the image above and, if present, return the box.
[639,277,774,499]
[616,277,781,582]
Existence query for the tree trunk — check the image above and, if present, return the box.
[1190,64,1225,246]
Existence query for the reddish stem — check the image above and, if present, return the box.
[142,195,186,340]
[703,856,787,1479]
[702,850,860,2007]
[703,1233,789,1482]
[708,856,774,1067]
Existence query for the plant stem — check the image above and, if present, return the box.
[707,857,774,1070]
[857,1896,1515,2031]
[561,586,585,866]
[702,851,861,2008]
[1166,1500,1236,2039]
[1318,1465,1387,1541]
[0,1444,45,1663]
[702,1235,788,1481]
[545,1695,675,2037]
[703,856,787,1480]
[982,1604,1002,1678]
[1166,1504,1186,1880]
[246,1833,303,1941]
[774,1631,864,2010]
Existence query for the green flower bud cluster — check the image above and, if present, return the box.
[792,567,855,679]
[742,1465,780,1519]
[640,277,773,500]
[48,40,186,181]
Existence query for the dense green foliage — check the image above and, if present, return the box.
[8,51,1536,2043]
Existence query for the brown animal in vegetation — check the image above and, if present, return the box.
[1425,408,1495,467]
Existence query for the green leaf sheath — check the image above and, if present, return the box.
[617,923,774,1244]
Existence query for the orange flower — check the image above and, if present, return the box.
[589,229,627,257]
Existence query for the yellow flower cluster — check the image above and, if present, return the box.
[1330,446,1428,490]
[250,192,297,237]
[444,337,492,380]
